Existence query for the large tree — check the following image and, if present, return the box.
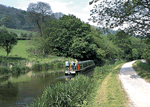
[0,29,17,59]
[27,2,53,36]
[89,0,150,37]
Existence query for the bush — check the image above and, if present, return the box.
[56,62,64,68]
[48,62,54,68]
[10,32,18,37]
[12,66,21,76]
[20,66,30,74]
[142,45,150,64]
[0,66,11,75]
[16,37,30,40]
[41,63,49,71]
[32,63,42,72]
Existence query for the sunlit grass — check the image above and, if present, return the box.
[86,62,130,107]
[0,26,37,36]
[0,40,73,63]
[0,40,31,59]
[133,60,150,83]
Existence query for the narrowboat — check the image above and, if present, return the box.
[65,60,95,75]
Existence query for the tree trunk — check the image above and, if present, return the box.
[6,52,9,59]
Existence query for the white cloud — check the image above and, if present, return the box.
[14,0,97,26]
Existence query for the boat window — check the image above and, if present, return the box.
[83,63,87,67]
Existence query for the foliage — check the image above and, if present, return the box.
[32,63,42,72]
[142,45,150,64]
[89,0,150,37]
[20,66,30,74]
[1,15,16,28]
[110,30,146,61]
[12,66,21,76]
[133,60,150,82]
[32,61,65,72]
[0,28,18,59]
[30,74,93,107]
[27,2,54,36]
[0,4,35,30]
[132,49,138,60]
[0,66,11,75]
[33,15,98,61]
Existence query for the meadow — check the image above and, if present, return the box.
[0,26,37,36]
[0,40,69,64]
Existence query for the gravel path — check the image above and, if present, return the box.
[119,61,150,107]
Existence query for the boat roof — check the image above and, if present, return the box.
[78,60,94,64]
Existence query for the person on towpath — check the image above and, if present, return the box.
[71,60,75,71]
[75,59,78,70]
[65,60,69,70]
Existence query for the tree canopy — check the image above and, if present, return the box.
[27,2,54,35]
[89,0,150,37]
[0,28,18,59]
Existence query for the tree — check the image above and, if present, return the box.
[27,2,53,36]
[0,29,17,59]
[89,0,150,37]
[142,45,150,64]
[1,15,16,28]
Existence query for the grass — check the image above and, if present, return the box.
[85,62,130,107]
[132,60,150,82]
[0,40,72,64]
[0,26,37,36]
[0,40,31,59]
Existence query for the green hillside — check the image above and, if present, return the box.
[0,26,37,36]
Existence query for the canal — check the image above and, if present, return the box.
[0,69,94,107]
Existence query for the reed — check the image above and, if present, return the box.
[30,74,93,107]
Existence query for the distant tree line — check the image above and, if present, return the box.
[0,4,35,30]
[0,3,62,31]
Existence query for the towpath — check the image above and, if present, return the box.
[119,61,150,107]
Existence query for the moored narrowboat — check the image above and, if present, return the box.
[65,60,95,75]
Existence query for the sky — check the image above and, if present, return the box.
[0,0,97,26]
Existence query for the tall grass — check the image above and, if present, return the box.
[133,60,150,82]
[30,74,93,107]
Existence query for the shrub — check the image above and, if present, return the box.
[41,63,49,71]
[32,63,42,72]
[20,66,30,74]
[48,62,54,68]
[0,66,10,75]
[142,45,150,64]
[56,62,64,68]
[12,66,21,76]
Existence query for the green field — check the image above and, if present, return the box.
[0,40,68,63]
[0,26,37,36]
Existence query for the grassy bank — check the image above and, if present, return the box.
[0,40,74,68]
[0,26,37,36]
[132,60,150,82]
[86,62,129,107]
[29,60,129,107]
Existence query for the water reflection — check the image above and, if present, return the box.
[0,68,94,107]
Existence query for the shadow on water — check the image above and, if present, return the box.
[0,68,94,107]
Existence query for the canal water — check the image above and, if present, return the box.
[0,69,94,107]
